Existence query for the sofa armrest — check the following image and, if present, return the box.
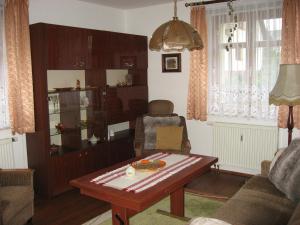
[261,160,271,177]
[0,169,34,187]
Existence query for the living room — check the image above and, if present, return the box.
[1,0,300,225]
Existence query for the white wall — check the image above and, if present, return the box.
[29,0,126,32]
[125,2,300,157]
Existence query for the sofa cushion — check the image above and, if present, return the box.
[0,186,34,225]
[243,175,287,198]
[213,176,296,225]
[143,116,181,149]
[269,138,300,202]
[288,203,300,225]
[156,126,183,150]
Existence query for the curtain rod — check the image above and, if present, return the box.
[185,0,236,7]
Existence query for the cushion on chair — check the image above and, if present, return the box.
[155,126,183,150]
[143,115,181,149]
[0,186,34,225]
[269,138,300,202]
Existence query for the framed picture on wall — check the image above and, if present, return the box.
[162,53,181,73]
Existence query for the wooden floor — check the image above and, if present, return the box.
[33,171,248,225]
[33,190,110,225]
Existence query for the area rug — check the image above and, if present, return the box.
[83,193,224,225]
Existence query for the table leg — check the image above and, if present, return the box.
[111,204,130,225]
[170,187,184,217]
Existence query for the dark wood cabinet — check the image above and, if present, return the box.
[108,133,135,166]
[47,25,88,69]
[50,143,109,195]
[86,30,114,69]
[27,23,148,198]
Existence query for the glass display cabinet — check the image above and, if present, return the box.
[48,87,106,155]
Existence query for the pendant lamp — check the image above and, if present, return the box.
[149,0,203,51]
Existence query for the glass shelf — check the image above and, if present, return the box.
[47,87,98,94]
[48,105,96,115]
[48,87,107,150]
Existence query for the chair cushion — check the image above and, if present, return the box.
[0,186,34,224]
[143,115,181,149]
[156,126,183,150]
[269,138,300,202]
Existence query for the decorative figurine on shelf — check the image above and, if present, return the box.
[76,79,80,89]
[125,73,133,86]
[55,123,64,134]
[89,134,99,145]
[49,144,59,155]
[80,96,89,107]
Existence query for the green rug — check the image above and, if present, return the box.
[98,193,223,225]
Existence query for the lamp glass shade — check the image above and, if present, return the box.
[149,17,203,52]
[269,64,300,106]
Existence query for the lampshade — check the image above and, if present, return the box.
[269,64,300,106]
[149,0,203,52]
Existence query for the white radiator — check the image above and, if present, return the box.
[0,138,15,169]
[212,123,278,174]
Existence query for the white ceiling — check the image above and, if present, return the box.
[78,0,185,9]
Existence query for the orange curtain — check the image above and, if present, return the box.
[278,0,300,128]
[4,0,35,133]
[187,6,208,121]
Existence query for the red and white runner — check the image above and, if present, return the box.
[90,153,202,193]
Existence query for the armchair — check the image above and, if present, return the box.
[0,169,34,225]
[134,100,191,157]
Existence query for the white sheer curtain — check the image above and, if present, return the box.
[207,0,282,122]
[0,1,9,129]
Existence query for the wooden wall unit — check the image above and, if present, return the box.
[27,23,148,197]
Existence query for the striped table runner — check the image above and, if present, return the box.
[90,153,202,193]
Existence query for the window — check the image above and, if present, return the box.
[207,1,282,122]
[0,3,9,129]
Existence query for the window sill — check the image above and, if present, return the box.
[207,115,277,127]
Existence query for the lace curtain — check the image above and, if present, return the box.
[0,2,9,129]
[207,0,282,121]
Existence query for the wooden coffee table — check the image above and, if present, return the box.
[70,154,217,225]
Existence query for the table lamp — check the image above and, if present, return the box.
[269,64,300,145]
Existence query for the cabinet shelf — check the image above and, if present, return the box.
[49,119,105,137]
[48,106,100,115]
[48,87,98,94]
[49,139,106,156]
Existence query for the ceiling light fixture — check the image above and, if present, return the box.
[149,0,203,52]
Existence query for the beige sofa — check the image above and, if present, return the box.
[0,169,34,225]
[211,161,300,225]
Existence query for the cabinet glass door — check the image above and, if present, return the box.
[48,88,106,154]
